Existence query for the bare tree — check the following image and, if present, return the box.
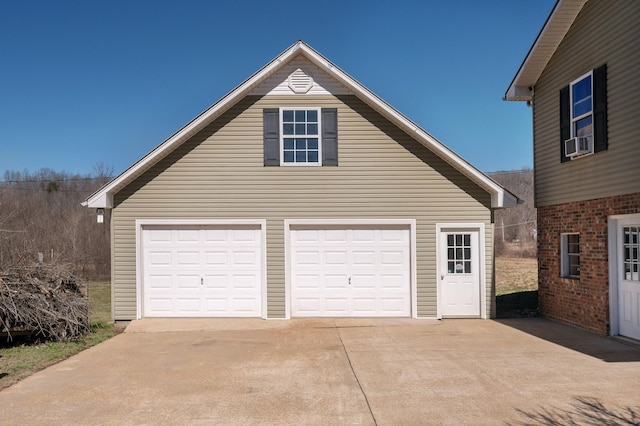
[489,168,536,257]
[0,166,113,279]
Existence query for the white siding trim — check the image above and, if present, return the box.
[283,219,417,320]
[607,213,640,336]
[85,41,517,210]
[435,223,487,319]
[134,219,267,320]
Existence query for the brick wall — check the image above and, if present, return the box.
[537,192,640,335]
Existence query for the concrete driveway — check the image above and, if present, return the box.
[1,318,639,425]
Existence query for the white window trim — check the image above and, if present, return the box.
[561,232,580,278]
[279,107,322,166]
[569,70,593,139]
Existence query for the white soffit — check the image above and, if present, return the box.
[504,0,588,101]
[85,40,519,209]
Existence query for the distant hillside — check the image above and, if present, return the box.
[488,168,536,257]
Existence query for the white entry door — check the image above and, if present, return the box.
[439,228,481,317]
[290,226,411,317]
[618,225,640,340]
[142,225,262,317]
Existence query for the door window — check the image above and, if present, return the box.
[623,226,640,281]
[447,233,472,274]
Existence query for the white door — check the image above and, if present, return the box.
[142,225,262,317]
[439,229,481,317]
[290,226,411,317]
[618,225,640,340]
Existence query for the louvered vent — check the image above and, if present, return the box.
[288,68,314,94]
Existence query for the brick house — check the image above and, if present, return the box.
[505,0,640,339]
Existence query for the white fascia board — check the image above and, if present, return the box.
[298,44,517,208]
[86,40,517,209]
[504,0,587,102]
[84,42,306,210]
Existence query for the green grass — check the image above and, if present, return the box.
[0,280,118,390]
[495,256,539,318]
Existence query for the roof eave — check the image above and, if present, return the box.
[504,0,588,102]
[86,40,518,210]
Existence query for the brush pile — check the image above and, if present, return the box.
[0,262,89,342]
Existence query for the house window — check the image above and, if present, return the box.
[281,108,321,165]
[561,233,580,278]
[559,64,607,163]
[570,71,593,139]
[623,227,640,281]
[263,108,337,167]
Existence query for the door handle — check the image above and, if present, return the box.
[441,274,444,280]
[201,277,204,286]
[348,277,351,285]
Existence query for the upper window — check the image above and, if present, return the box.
[570,71,593,138]
[263,107,337,167]
[281,108,321,165]
[559,64,607,163]
[561,233,580,278]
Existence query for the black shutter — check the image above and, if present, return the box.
[593,64,608,153]
[559,86,570,163]
[263,108,280,166]
[322,108,338,166]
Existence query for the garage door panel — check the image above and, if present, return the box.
[351,274,375,289]
[381,250,406,266]
[233,250,258,266]
[177,298,200,312]
[148,251,172,266]
[353,251,375,266]
[148,275,171,289]
[381,274,405,289]
[291,226,410,317]
[176,274,199,288]
[352,229,375,242]
[325,251,348,265]
[325,298,349,314]
[381,229,407,242]
[232,229,259,242]
[295,251,320,265]
[325,229,348,242]
[381,298,406,313]
[177,251,199,266]
[294,274,320,289]
[203,274,227,289]
[296,298,321,314]
[148,298,172,313]
[325,274,348,288]
[232,274,260,289]
[204,251,227,265]
[176,229,199,242]
[143,225,262,318]
[353,298,376,314]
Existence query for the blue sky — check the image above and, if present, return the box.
[1,0,555,177]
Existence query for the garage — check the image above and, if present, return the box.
[141,223,263,318]
[289,223,412,317]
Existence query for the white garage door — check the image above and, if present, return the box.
[290,226,411,317]
[142,225,262,317]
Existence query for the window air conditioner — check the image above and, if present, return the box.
[564,136,592,158]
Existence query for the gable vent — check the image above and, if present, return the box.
[288,68,314,94]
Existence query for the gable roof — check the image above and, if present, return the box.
[84,40,519,209]
[504,0,589,101]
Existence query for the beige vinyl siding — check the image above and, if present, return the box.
[533,0,640,207]
[112,94,492,320]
